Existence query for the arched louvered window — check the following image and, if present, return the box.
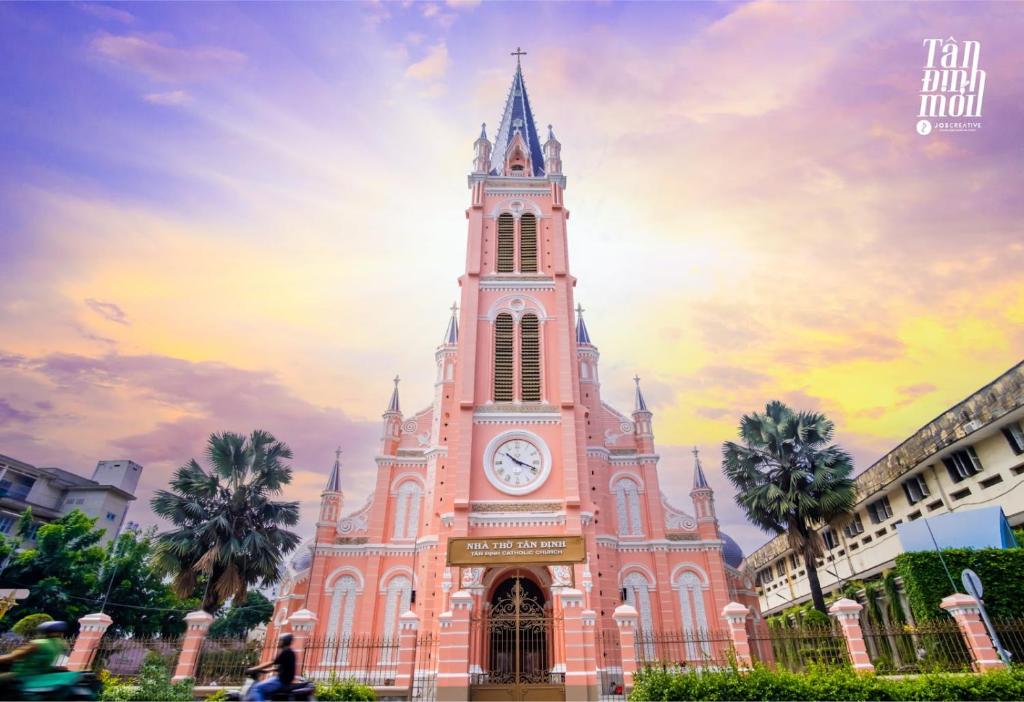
[392,481,422,540]
[323,574,359,663]
[677,572,711,659]
[497,213,514,273]
[519,213,537,273]
[520,313,540,401]
[494,313,514,401]
[624,571,656,658]
[380,575,413,662]
[614,477,644,536]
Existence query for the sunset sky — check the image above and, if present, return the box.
[1,1,1022,552]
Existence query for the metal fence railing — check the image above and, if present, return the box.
[750,624,849,673]
[635,628,735,671]
[993,617,1024,666]
[300,635,401,685]
[599,627,624,702]
[194,637,263,686]
[862,620,972,674]
[411,633,438,701]
[91,636,182,679]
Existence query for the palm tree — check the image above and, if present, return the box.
[722,401,855,614]
[151,430,301,612]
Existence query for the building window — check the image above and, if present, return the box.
[392,482,422,540]
[614,478,644,537]
[822,528,839,550]
[493,313,514,401]
[496,213,514,272]
[519,213,538,273]
[623,571,655,658]
[520,314,541,401]
[902,475,930,505]
[0,515,15,534]
[0,473,35,502]
[843,514,865,538]
[106,512,117,521]
[677,572,710,659]
[867,496,893,524]
[942,446,983,482]
[323,575,359,664]
[757,569,772,585]
[380,575,413,661]
[1002,422,1024,455]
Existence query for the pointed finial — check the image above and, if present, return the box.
[336,446,343,461]
[443,302,459,345]
[511,46,527,67]
[575,303,592,345]
[480,122,487,140]
[633,375,649,412]
[548,124,555,141]
[634,374,641,386]
[692,446,710,490]
[394,375,400,386]
[576,303,584,316]
[451,302,458,314]
[386,375,401,414]
[325,446,343,492]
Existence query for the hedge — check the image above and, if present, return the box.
[894,548,1024,621]
[629,665,1024,701]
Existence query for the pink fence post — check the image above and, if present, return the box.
[581,608,600,700]
[559,588,595,702]
[829,598,874,673]
[941,593,1006,672]
[172,610,214,681]
[721,602,752,668]
[394,610,420,694]
[613,604,639,693]
[437,590,473,702]
[287,608,317,672]
[67,612,112,672]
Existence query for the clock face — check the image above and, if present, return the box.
[484,432,552,495]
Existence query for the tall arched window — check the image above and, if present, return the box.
[496,213,514,273]
[392,481,422,539]
[520,314,541,401]
[519,213,537,273]
[494,313,514,401]
[677,571,710,660]
[623,571,656,658]
[323,574,359,664]
[380,575,413,662]
[614,477,644,536]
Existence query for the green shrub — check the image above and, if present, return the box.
[10,613,52,637]
[629,665,1024,701]
[315,677,376,701]
[801,609,831,628]
[895,548,1024,620]
[99,650,193,701]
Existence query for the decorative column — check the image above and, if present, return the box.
[941,593,1006,672]
[172,610,214,681]
[67,612,112,672]
[394,611,420,694]
[613,604,639,693]
[438,590,473,702]
[581,608,600,700]
[828,598,874,673]
[560,588,595,702]
[287,608,318,674]
[721,602,753,668]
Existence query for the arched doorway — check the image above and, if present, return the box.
[471,574,565,701]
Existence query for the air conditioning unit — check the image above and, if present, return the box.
[962,419,983,433]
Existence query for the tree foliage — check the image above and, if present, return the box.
[895,547,1024,620]
[722,401,855,613]
[208,591,274,637]
[151,430,301,612]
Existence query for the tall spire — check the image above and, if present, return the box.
[324,447,342,493]
[575,304,592,345]
[633,375,649,413]
[386,375,401,414]
[491,51,545,177]
[443,302,459,345]
[691,446,710,490]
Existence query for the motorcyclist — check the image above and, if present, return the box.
[0,621,69,686]
[244,633,296,701]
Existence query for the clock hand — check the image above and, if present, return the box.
[502,452,529,468]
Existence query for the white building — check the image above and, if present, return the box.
[0,454,142,545]
[746,361,1024,616]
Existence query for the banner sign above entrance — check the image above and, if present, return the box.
[447,536,586,566]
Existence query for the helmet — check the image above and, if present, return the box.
[279,633,293,647]
[38,621,68,635]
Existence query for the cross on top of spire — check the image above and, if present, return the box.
[575,303,592,345]
[633,375,649,413]
[335,446,343,461]
[692,445,710,490]
[511,46,527,66]
[386,375,401,414]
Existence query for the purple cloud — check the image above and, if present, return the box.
[0,399,35,426]
[85,298,130,325]
[91,32,246,83]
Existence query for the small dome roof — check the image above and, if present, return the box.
[721,532,744,568]
[289,542,314,573]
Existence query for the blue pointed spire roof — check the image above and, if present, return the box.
[386,375,400,414]
[490,60,545,177]
[325,447,342,492]
[575,304,592,345]
[443,303,459,345]
[633,375,649,413]
[692,447,710,490]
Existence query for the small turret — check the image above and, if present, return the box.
[576,304,600,389]
[690,447,719,539]
[317,447,344,539]
[632,375,654,453]
[543,124,562,175]
[472,123,492,174]
[436,303,459,386]
[382,376,402,455]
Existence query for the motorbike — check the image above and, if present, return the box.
[0,669,101,701]
[226,667,316,701]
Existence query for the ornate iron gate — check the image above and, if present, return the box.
[470,577,564,702]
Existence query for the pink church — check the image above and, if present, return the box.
[266,58,761,701]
